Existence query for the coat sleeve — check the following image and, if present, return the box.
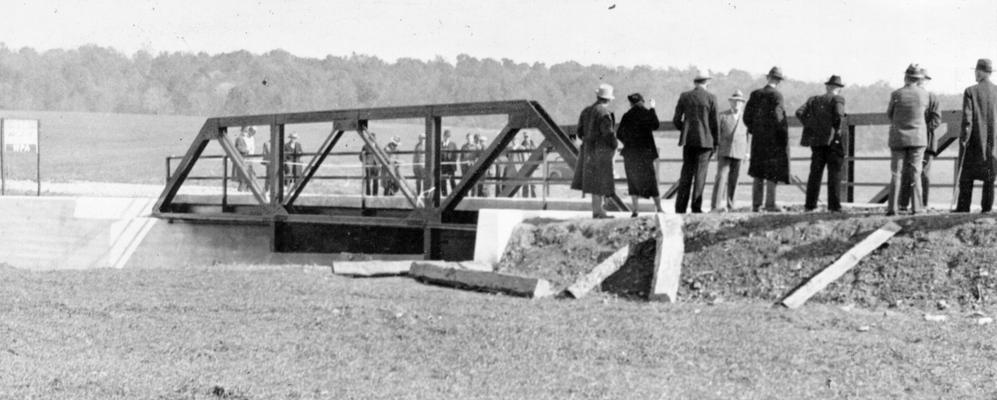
[886,92,897,121]
[774,91,788,146]
[833,96,845,134]
[641,108,661,131]
[709,95,720,147]
[794,98,810,125]
[598,111,616,148]
[925,93,941,133]
[672,96,685,133]
[962,88,974,143]
[742,93,756,131]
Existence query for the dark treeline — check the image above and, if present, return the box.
[0,44,963,125]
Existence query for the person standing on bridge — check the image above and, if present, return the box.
[900,67,941,211]
[711,90,749,212]
[571,83,618,219]
[955,58,997,213]
[413,133,426,195]
[440,130,458,196]
[617,93,662,216]
[673,72,719,214]
[744,66,790,212]
[886,64,930,216]
[382,136,402,196]
[797,75,846,213]
[360,132,380,196]
[516,132,537,198]
[460,133,477,196]
[234,126,257,192]
[284,133,304,188]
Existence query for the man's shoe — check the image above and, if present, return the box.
[593,213,612,219]
[764,206,783,213]
[630,212,639,218]
[885,210,896,216]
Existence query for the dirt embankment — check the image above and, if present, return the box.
[496,212,997,310]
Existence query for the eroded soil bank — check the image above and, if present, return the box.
[496,211,997,310]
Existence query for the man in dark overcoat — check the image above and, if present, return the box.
[617,93,662,216]
[571,83,618,218]
[744,66,790,212]
[956,58,997,212]
[673,72,719,213]
[797,75,846,212]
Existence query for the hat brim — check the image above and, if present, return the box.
[825,82,845,87]
[597,94,615,100]
[728,96,747,102]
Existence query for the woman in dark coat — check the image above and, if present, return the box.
[571,84,618,218]
[616,93,662,216]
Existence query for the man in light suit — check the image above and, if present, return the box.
[672,72,719,214]
[711,90,748,212]
[886,64,930,216]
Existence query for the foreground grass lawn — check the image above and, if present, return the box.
[1,265,995,399]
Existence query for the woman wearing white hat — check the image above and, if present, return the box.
[571,83,618,218]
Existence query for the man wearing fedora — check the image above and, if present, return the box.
[744,66,791,212]
[672,72,720,214]
[711,90,748,212]
[571,83,618,219]
[955,58,997,213]
[885,64,930,216]
[796,75,846,212]
[382,136,402,196]
[284,132,304,187]
[899,67,941,210]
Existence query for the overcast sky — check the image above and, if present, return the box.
[2,0,994,94]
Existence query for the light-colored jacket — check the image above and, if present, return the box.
[887,85,929,149]
[717,109,747,159]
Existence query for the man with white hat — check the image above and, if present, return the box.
[955,58,997,213]
[744,66,791,212]
[673,71,720,213]
[796,75,846,212]
[382,136,402,195]
[711,90,748,212]
[571,83,618,218]
[885,64,930,216]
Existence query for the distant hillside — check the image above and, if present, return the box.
[0,45,963,126]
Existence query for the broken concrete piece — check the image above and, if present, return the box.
[410,261,551,298]
[565,246,630,299]
[648,213,684,302]
[780,222,901,309]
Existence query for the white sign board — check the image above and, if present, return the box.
[4,119,39,153]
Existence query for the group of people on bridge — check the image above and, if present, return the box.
[572,59,997,218]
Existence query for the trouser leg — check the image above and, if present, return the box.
[983,174,995,212]
[887,149,904,213]
[675,147,697,213]
[752,177,764,211]
[826,146,844,211]
[765,179,777,209]
[726,159,741,210]
[711,157,731,210]
[957,179,974,212]
[908,147,925,213]
[690,148,712,213]
[805,147,827,210]
[921,156,932,206]
[898,158,913,209]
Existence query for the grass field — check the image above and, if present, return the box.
[1,265,995,399]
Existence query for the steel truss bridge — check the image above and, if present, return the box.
[154,100,963,260]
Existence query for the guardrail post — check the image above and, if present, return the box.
[845,124,855,203]
[222,155,229,209]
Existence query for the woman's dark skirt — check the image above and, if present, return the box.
[623,155,659,198]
